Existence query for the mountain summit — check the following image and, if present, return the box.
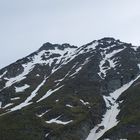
[0,38,140,140]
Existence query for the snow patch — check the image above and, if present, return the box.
[0,102,2,108]
[66,104,73,108]
[69,66,82,77]
[37,109,50,117]
[45,133,50,138]
[80,99,89,105]
[3,103,14,109]
[46,115,73,125]
[55,99,59,102]
[138,64,140,69]
[11,97,20,101]
[15,84,30,92]
[9,77,47,112]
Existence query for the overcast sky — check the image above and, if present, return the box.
[0,0,140,68]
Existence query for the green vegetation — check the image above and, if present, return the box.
[0,109,45,140]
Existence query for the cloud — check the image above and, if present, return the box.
[0,0,140,68]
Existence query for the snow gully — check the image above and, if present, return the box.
[86,73,140,140]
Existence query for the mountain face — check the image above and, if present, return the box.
[0,37,140,140]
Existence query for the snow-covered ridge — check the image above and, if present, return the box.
[0,47,76,91]
[1,40,120,91]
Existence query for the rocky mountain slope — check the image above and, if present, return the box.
[0,37,140,140]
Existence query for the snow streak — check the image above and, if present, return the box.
[9,77,47,112]
[86,74,140,140]
[46,115,73,125]
[98,47,125,79]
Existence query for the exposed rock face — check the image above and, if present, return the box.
[0,37,140,140]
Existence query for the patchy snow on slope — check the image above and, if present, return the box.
[11,97,20,101]
[66,104,73,108]
[80,99,89,105]
[3,103,14,109]
[4,63,33,88]
[36,74,40,77]
[69,66,82,78]
[45,133,50,138]
[86,74,140,140]
[138,64,140,69]
[46,115,73,125]
[55,99,59,102]
[3,50,48,89]
[47,43,95,75]
[98,48,124,79]
[4,50,49,88]
[51,43,93,74]
[15,84,30,92]
[55,78,64,83]
[0,71,7,79]
[37,109,50,117]
[132,46,140,51]
[0,102,2,108]
[86,41,98,50]
[10,77,47,112]
[69,58,90,78]
[54,63,79,83]
[50,48,77,74]
[98,57,106,78]
[37,85,64,102]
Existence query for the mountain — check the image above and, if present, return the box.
[0,37,140,140]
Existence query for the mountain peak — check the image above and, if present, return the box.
[97,37,122,44]
[0,38,140,140]
[99,37,116,41]
[38,42,77,52]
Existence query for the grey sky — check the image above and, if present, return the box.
[0,0,140,68]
